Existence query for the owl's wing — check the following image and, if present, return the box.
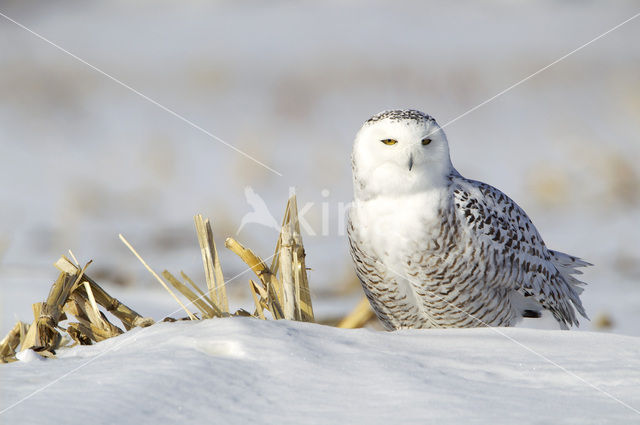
[451,177,588,328]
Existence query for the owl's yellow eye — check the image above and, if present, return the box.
[380,139,398,145]
[422,138,432,145]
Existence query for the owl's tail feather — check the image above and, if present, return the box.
[549,249,591,323]
[549,250,591,293]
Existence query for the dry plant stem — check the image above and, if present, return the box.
[293,258,313,321]
[250,279,269,299]
[32,303,43,321]
[66,323,93,346]
[249,278,272,318]
[293,252,303,321]
[280,195,315,322]
[194,215,228,313]
[181,271,215,307]
[3,195,325,363]
[337,297,375,329]
[64,292,124,343]
[211,229,227,311]
[22,265,86,353]
[162,270,221,318]
[36,262,92,351]
[5,255,148,357]
[17,321,29,348]
[279,225,297,321]
[291,197,314,322]
[224,238,273,285]
[55,256,151,330]
[249,280,266,320]
[83,281,100,319]
[194,215,216,306]
[225,237,284,319]
[0,322,26,363]
[119,234,197,321]
[266,284,284,320]
[21,303,42,352]
[77,282,153,329]
[232,238,283,306]
[67,249,80,266]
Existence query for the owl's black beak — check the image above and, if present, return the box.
[408,154,414,171]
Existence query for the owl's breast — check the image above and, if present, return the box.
[351,189,447,266]
[349,189,456,329]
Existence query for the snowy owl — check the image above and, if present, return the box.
[347,109,589,330]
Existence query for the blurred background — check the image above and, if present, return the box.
[1,1,639,335]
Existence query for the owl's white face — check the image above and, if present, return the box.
[352,110,454,200]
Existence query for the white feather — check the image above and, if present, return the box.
[348,110,590,330]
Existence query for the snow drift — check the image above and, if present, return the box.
[1,318,639,424]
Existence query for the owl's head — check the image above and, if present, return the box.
[352,110,455,200]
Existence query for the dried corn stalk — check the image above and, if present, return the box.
[225,237,284,319]
[1,195,326,363]
[337,297,375,329]
[120,234,197,320]
[64,291,123,344]
[162,270,223,319]
[194,215,228,313]
[278,195,314,322]
[226,194,314,322]
[0,322,28,363]
[0,256,154,362]
[54,256,153,330]
[21,268,82,355]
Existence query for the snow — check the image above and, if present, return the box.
[14,349,45,363]
[1,318,639,424]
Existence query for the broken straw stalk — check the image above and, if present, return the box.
[0,194,375,363]
[0,256,152,362]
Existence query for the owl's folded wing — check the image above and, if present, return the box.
[451,177,589,328]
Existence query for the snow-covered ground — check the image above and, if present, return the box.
[2,319,639,424]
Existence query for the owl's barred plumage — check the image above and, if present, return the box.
[348,109,589,330]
